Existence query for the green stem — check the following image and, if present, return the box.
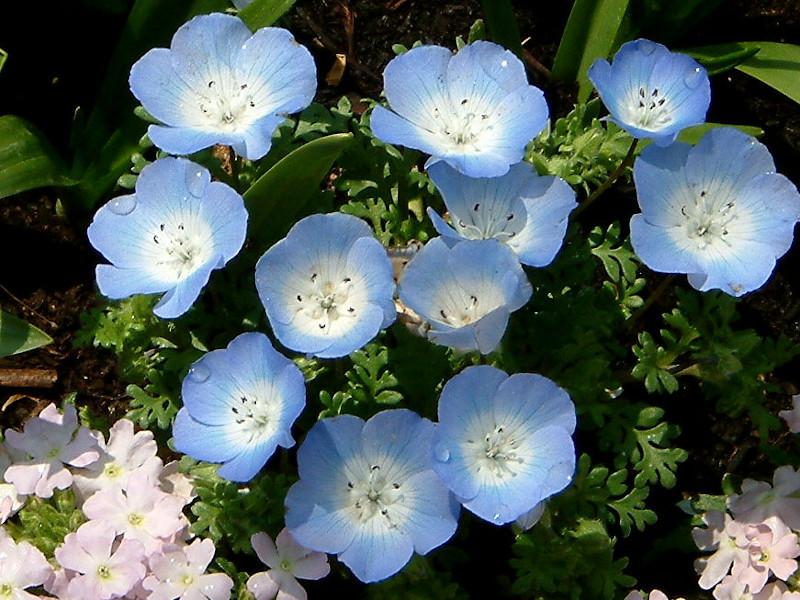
[572,138,638,219]
[626,274,676,333]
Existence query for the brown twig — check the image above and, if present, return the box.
[0,368,58,389]
[572,138,639,219]
[0,284,58,329]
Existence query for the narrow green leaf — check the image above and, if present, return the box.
[238,0,298,31]
[685,42,800,106]
[0,116,76,200]
[690,44,760,76]
[0,310,53,358]
[0,48,7,74]
[637,122,765,151]
[480,0,522,56]
[69,0,230,211]
[551,0,630,103]
[243,133,353,244]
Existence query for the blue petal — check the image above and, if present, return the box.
[94,265,168,299]
[395,469,460,555]
[630,214,704,275]
[147,125,233,157]
[216,437,278,482]
[235,27,317,116]
[152,259,216,318]
[338,519,414,583]
[360,410,434,477]
[461,425,575,524]
[375,45,454,137]
[286,480,359,554]
[425,206,462,243]
[172,409,241,463]
[494,373,576,434]
[633,142,694,227]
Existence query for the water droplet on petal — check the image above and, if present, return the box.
[684,67,704,89]
[186,168,207,197]
[108,195,137,215]
[638,40,657,56]
[492,513,501,522]
[433,442,450,463]
[187,363,210,383]
[500,60,508,67]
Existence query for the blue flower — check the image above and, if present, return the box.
[87,157,247,319]
[426,162,576,267]
[172,332,305,482]
[255,213,396,358]
[129,13,316,160]
[370,41,548,178]
[588,39,710,146]
[285,409,459,583]
[431,365,576,525]
[630,127,800,296]
[397,238,531,354]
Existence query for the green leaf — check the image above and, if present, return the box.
[243,133,353,245]
[239,0,298,30]
[0,310,53,358]
[685,42,800,106]
[0,47,7,74]
[674,122,764,144]
[0,116,76,199]
[480,0,522,56]
[551,0,630,103]
[68,0,230,212]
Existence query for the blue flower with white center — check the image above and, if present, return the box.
[426,162,577,267]
[370,41,549,178]
[431,365,576,525]
[630,127,800,296]
[129,13,316,160]
[255,213,396,359]
[172,332,305,482]
[587,38,710,147]
[87,157,247,319]
[285,409,459,583]
[397,238,531,354]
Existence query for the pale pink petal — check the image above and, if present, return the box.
[199,572,234,600]
[252,532,280,568]
[292,553,330,580]
[778,396,800,433]
[247,572,280,600]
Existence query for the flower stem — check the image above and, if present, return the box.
[626,274,675,332]
[572,138,639,219]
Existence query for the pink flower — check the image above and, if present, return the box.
[159,460,197,505]
[624,592,685,600]
[54,519,146,599]
[0,536,53,600]
[73,418,163,501]
[693,511,750,590]
[143,538,233,600]
[246,529,330,600]
[728,467,800,530]
[3,403,100,498]
[82,470,188,555]
[731,517,799,594]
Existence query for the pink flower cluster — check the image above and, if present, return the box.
[0,403,329,600]
[693,466,800,600]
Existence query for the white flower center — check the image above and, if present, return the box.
[347,464,404,528]
[294,272,359,334]
[148,216,214,283]
[431,280,505,328]
[97,565,113,581]
[679,189,738,251]
[0,583,14,598]
[229,392,279,443]
[194,77,258,132]
[433,98,496,150]
[624,86,672,131]
[469,425,524,478]
[454,200,526,243]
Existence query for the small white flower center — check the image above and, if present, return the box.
[625,86,672,131]
[431,96,495,150]
[149,217,214,283]
[195,78,258,132]
[469,425,524,478]
[229,392,278,443]
[103,462,122,479]
[294,272,358,334]
[128,512,144,526]
[182,573,195,586]
[0,583,14,598]
[679,189,738,251]
[279,558,294,573]
[455,200,526,243]
[97,564,113,581]
[347,464,403,529]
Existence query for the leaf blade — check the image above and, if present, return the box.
[0,310,53,358]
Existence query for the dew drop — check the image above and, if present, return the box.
[500,59,508,67]
[492,513,501,522]
[684,67,704,89]
[108,195,137,215]
[188,363,210,383]
[433,443,450,463]
[186,168,207,197]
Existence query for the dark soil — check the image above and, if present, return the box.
[1,0,799,597]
